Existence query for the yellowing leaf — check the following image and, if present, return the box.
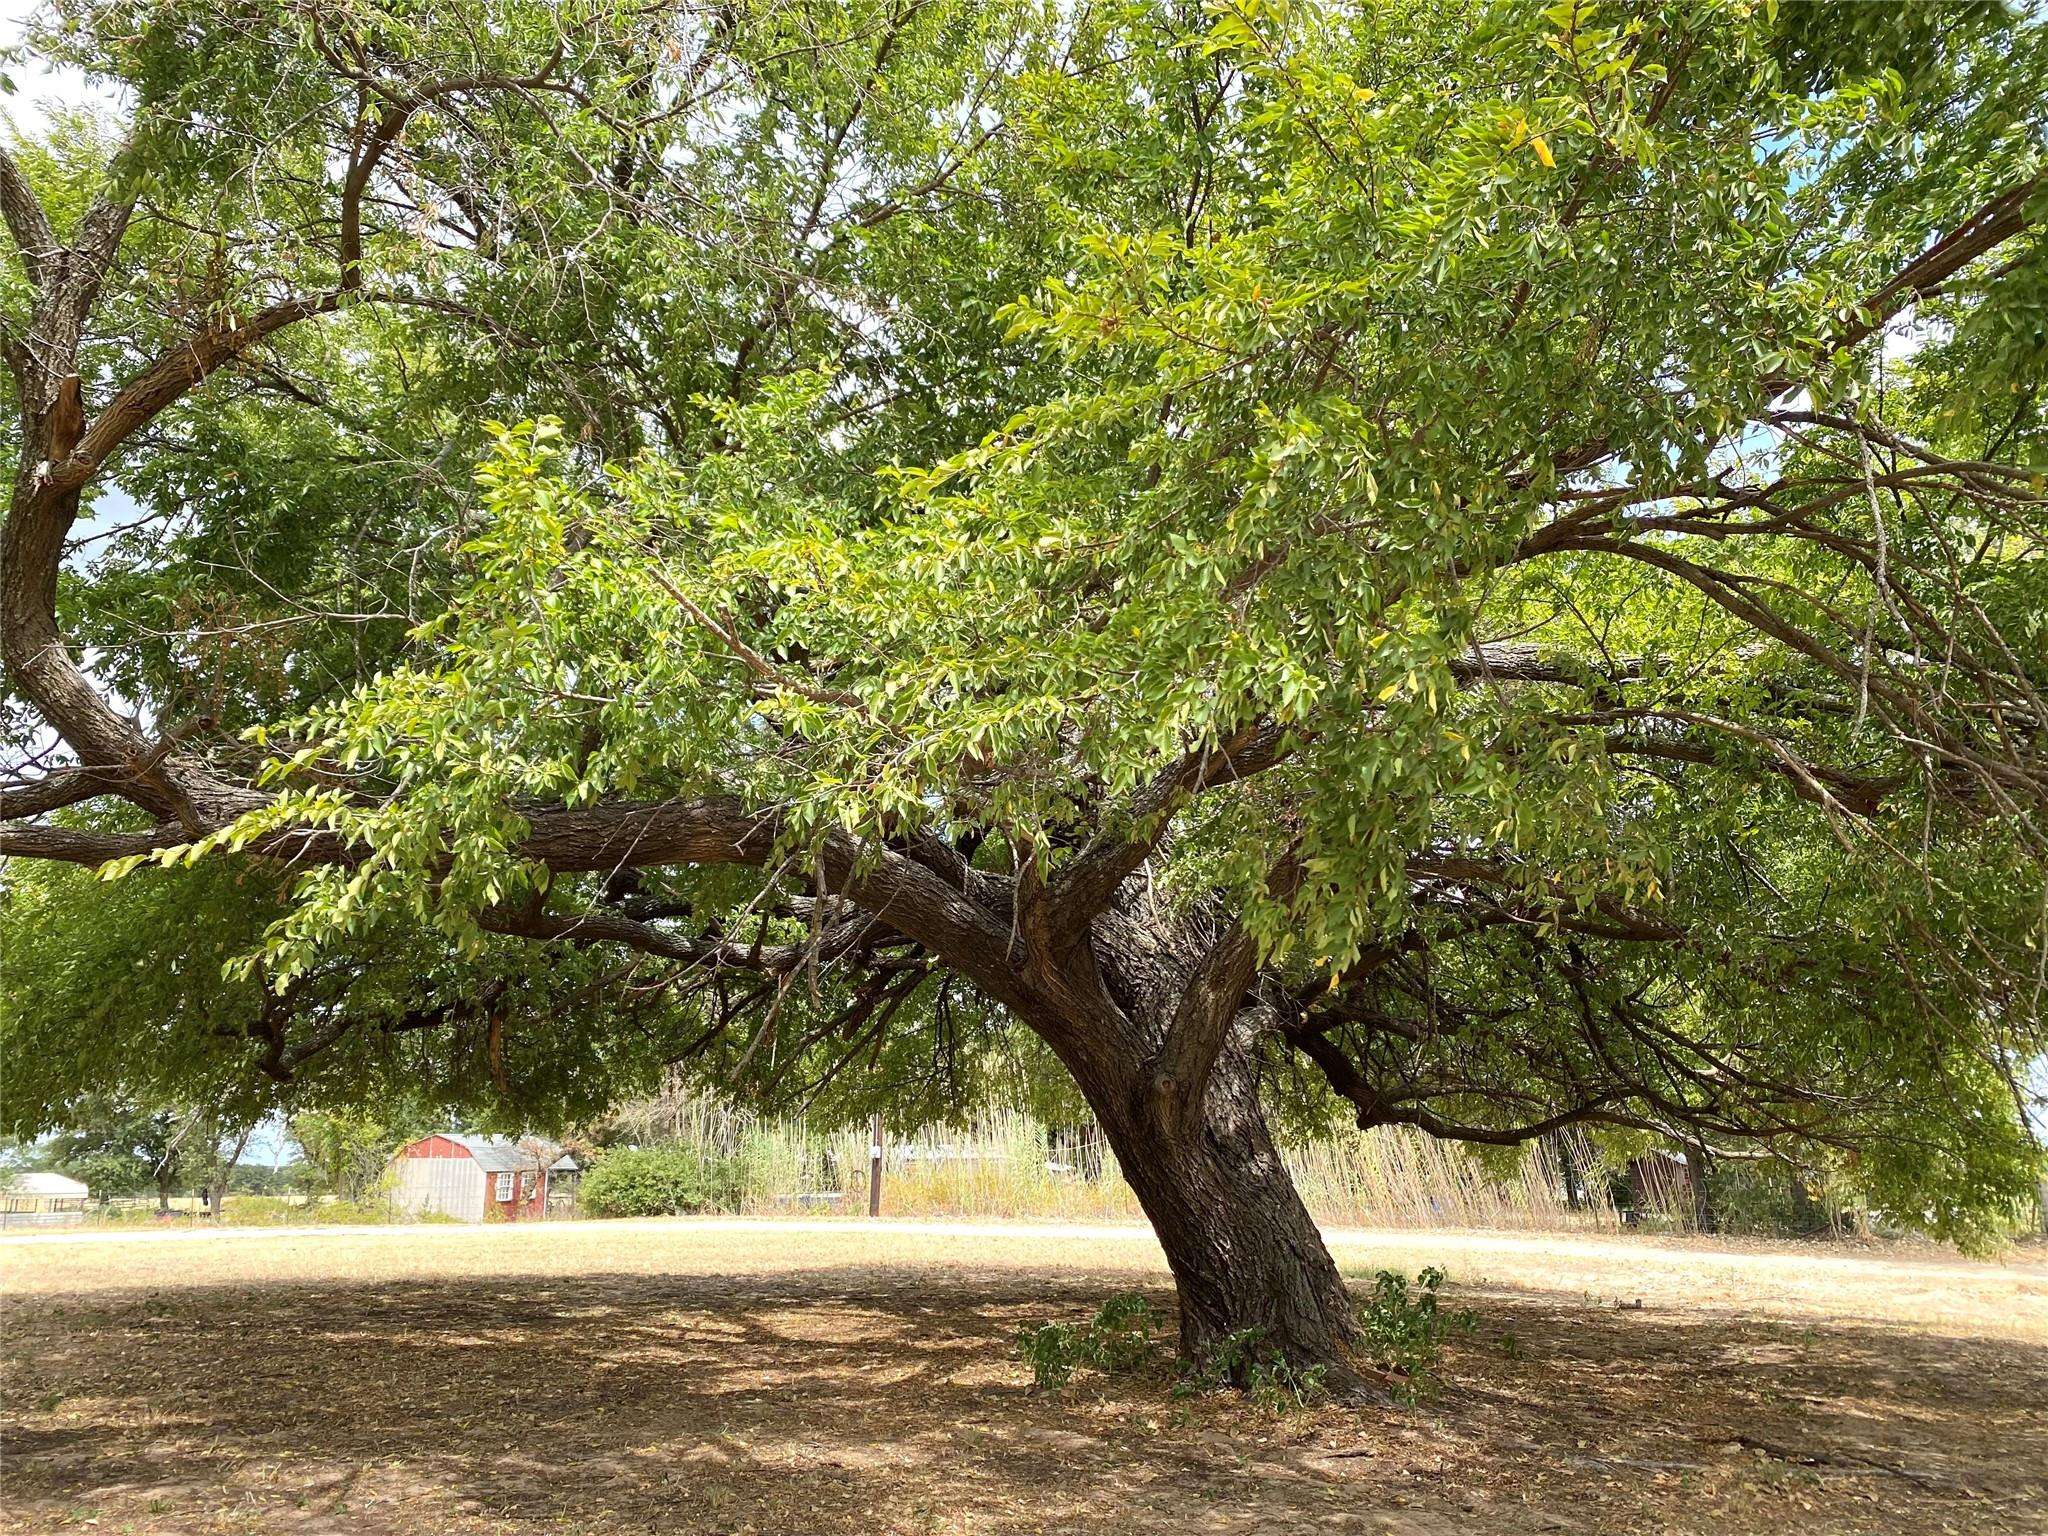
[1531,135,1555,169]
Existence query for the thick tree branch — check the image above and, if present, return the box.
[0,144,58,288]
[1149,851,1303,1136]
[1829,177,2042,358]
[0,788,1059,1040]
[0,766,112,819]
[1047,722,1294,933]
[1,44,572,843]
[478,901,887,975]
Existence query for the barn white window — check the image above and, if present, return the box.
[494,1172,514,1201]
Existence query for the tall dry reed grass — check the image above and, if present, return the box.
[603,1092,1618,1230]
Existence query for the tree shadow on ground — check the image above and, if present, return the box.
[3,1266,2045,1536]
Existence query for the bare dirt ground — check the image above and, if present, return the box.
[2,1220,2044,1535]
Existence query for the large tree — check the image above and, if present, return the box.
[33,1098,185,1208]
[5,0,2047,1386]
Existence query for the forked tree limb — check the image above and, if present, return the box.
[1149,848,1303,1136]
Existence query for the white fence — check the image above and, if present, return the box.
[0,1207,86,1231]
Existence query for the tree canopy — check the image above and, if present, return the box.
[4,0,2047,1368]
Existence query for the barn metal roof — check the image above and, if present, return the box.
[444,1135,578,1174]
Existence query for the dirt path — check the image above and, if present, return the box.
[3,1222,2044,1535]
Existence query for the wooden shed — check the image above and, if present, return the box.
[1,1170,91,1230]
[386,1134,578,1223]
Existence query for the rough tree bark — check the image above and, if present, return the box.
[1086,1045,1358,1373]
[1011,893,1364,1383]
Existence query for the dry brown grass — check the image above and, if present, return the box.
[3,1220,2045,1535]
[8,1218,2042,1342]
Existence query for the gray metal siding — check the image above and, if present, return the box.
[391,1155,484,1222]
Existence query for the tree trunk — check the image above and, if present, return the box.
[209,1124,255,1219]
[1069,1037,1360,1383]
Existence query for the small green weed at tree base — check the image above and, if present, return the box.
[1015,1322,1081,1388]
[1357,1266,1477,1404]
[1175,1328,1332,1414]
[1024,1271,1471,1408]
[1015,1292,1163,1389]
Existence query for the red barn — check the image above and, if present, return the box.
[387,1134,579,1222]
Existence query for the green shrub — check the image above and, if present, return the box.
[1019,1274,1473,1409]
[1357,1266,1475,1403]
[580,1145,754,1217]
[1175,1328,1330,1413]
[1014,1322,1085,1388]
[1169,1268,1471,1410]
[1015,1292,1163,1389]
